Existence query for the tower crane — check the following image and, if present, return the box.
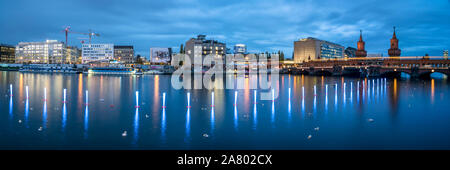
[62,26,100,45]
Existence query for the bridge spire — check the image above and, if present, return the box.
[388,26,401,57]
[359,30,363,41]
[392,26,397,39]
[356,29,367,57]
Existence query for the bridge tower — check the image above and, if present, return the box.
[356,30,367,57]
[388,26,401,57]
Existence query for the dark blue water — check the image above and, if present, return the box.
[1,71,450,150]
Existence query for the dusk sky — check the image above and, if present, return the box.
[1,0,449,58]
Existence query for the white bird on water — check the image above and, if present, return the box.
[122,131,127,137]
[307,135,312,140]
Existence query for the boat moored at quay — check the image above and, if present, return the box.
[19,64,79,73]
[84,67,141,75]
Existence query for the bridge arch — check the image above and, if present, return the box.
[380,70,411,78]
[418,71,449,78]
[311,70,333,76]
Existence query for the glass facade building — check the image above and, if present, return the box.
[0,44,15,63]
[15,40,66,64]
[294,37,345,63]
[82,44,114,64]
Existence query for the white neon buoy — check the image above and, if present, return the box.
[288,87,291,100]
[211,92,214,107]
[26,86,29,99]
[271,89,275,101]
[302,86,305,99]
[135,91,139,108]
[314,85,316,96]
[253,90,257,104]
[335,83,338,93]
[234,91,238,106]
[187,92,191,108]
[63,88,67,103]
[162,92,166,108]
[44,88,47,101]
[85,90,89,105]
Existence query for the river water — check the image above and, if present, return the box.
[0,71,449,149]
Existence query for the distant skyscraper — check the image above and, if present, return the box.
[185,35,226,63]
[444,50,448,60]
[82,44,114,64]
[293,37,345,63]
[114,46,134,64]
[234,44,247,54]
[15,40,66,64]
[388,27,401,57]
[0,44,15,63]
[356,30,367,57]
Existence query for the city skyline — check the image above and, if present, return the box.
[0,0,449,57]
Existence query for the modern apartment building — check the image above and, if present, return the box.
[293,37,345,63]
[114,45,134,64]
[0,44,15,63]
[15,40,66,64]
[82,44,114,64]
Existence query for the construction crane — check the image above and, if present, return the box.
[62,26,100,45]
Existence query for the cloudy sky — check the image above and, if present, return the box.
[0,0,449,58]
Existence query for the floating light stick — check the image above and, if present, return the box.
[26,86,29,99]
[288,88,291,100]
[135,91,139,108]
[44,88,47,101]
[162,92,166,108]
[85,90,89,105]
[234,91,238,106]
[253,90,257,104]
[187,92,191,108]
[211,92,214,107]
[63,88,67,103]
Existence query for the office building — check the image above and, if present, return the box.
[114,46,134,64]
[15,40,66,64]
[66,46,81,64]
[185,35,226,63]
[293,37,345,63]
[0,44,15,63]
[444,50,448,60]
[82,44,114,64]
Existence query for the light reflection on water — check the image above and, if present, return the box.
[0,72,449,149]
